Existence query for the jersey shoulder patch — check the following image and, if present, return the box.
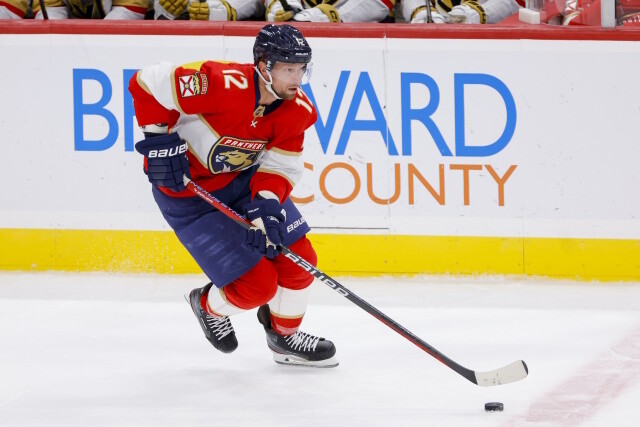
[177,72,209,98]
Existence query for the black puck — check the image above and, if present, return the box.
[485,402,504,412]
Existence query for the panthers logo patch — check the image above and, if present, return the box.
[208,136,267,174]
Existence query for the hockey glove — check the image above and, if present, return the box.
[244,197,286,259]
[409,5,446,23]
[134,133,191,192]
[157,0,189,17]
[448,1,486,24]
[188,0,237,20]
[293,4,340,22]
[265,0,302,22]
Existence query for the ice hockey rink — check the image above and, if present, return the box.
[1,272,639,427]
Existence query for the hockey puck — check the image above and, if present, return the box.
[485,402,504,412]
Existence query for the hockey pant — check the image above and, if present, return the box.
[151,168,314,335]
[206,236,318,335]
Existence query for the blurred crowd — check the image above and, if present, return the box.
[1,0,638,26]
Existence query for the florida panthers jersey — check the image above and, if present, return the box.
[129,61,318,201]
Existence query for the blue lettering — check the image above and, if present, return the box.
[336,72,398,156]
[400,72,452,157]
[123,69,138,152]
[454,73,516,157]
[302,71,350,155]
[73,69,118,151]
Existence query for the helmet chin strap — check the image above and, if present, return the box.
[254,65,281,100]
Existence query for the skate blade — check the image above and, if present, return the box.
[273,352,339,368]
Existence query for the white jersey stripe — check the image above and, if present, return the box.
[257,149,304,187]
[138,62,182,113]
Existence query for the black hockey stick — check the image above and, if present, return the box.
[183,175,528,386]
[425,0,433,23]
[39,0,49,19]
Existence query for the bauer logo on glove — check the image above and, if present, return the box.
[146,141,188,158]
[134,133,191,192]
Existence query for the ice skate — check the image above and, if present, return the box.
[257,304,338,368]
[188,283,238,354]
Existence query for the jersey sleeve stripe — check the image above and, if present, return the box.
[192,114,221,167]
[257,149,304,187]
[170,67,185,115]
[0,0,27,17]
[255,167,297,188]
[138,62,182,113]
[269,147,303,157]
[197,114,222,139]
[136,72,153,95]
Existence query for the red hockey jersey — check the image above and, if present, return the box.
[129,61,318,202]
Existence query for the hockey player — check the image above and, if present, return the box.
[400,0,519,24]
[129,24,338,368]
[154,0,263,20]
[264,0,394,23]
[0,0,28,18]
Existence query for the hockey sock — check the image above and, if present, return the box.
[268,285,311,335]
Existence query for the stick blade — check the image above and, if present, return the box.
[474,360,528,387]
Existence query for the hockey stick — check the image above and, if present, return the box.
[39,0,49,19]
[183,175,528,386]
[425,0,434,23]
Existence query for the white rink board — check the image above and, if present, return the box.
[1,34,640,239]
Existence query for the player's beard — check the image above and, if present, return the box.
[281,92,296,100]
[277,88,297,100]
[273,83,298,100]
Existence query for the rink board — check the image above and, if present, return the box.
[2,228,639,281]
[0,22,639,280]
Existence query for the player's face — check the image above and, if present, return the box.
[269,62,309,100]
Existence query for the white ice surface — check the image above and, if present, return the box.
[1,272,639,426]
